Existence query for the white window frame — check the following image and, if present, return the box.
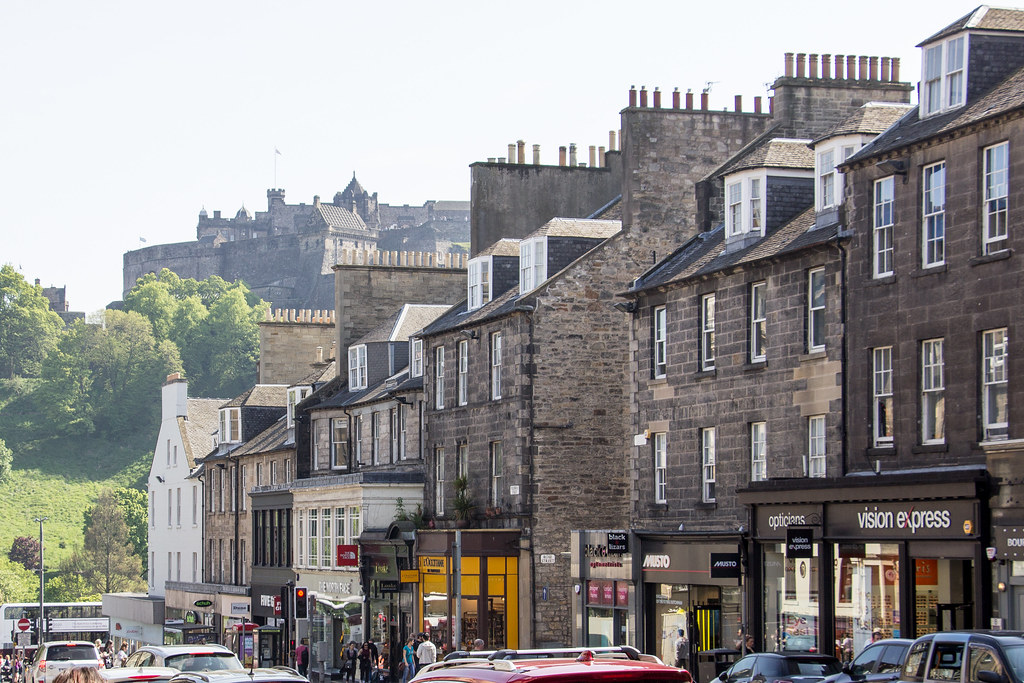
[751,422,766,482]
[371,411,381,464]
[818,148,836,210]
[808,267,826,352]
[320,507,331,567]
[398,406,407,460]
[457,443,468,479]
[219,407,241,444]
[467,256,492,311]
[270,460,277,485]
[348,345,367,391]
[873,176,895,277]
[701,428,716,503]
[749,178,762,233]
[808,415,826,478]
[726,171,768,237]
[435,448,445,516]
[727,181,743,236]
[654,305,667,378]
[239,467,245,511]
[458,339,469,406]
[750,282,767,362]
[922,36,966,117]
[921,338,945,444]
[490,441,503,507]
[700,293,716,371]
[390,408,399,462]
[983,142,1009,254]
[491,332,502,400]
[519,237,547,292]
[923,161,946,267]
[434,346,445,409]
[287,386,311,429]
[353,415,362,463]
[873,347,894,447]
[983,328,1009,440]
[653,432,667,503]
[331,417,347,470]
[410,338,424,377]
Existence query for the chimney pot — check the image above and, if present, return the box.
[517,140,526,164]
[313,195,320,207]
[589,145,596,167]
[809,53,819,79]
[316,346,324,363]
[559,146,567,166]
[891,57,900,82]
[700,92,709,110]
[672,87,680,109]
[639,86,648,107]
[734,95,742,112]
[754,96,762,113]
[835,54,845,79]
[796,53,806,78]
[859,55,869,80]
[629,85,637,107]
[609,130,617,151]
[532,144,540,164]
[881,56,892,82]
[508,143,516,163]
[653,87,661,108]
[569,143,577,166]
[685,90,694,109]
[784,52,794,78]
[869,56,879,81]
[821,54,832,79]
[598,146,606,167]
[847,55,857,80]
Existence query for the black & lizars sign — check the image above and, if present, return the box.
[607,532,628,554]
[709,553,741,578]
[786,528,814,558]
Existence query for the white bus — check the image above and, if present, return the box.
[0,602,107,652]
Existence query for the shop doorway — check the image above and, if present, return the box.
[912,558,973,636]
[652,584,736,672]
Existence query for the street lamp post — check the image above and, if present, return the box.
[33,517,47,645]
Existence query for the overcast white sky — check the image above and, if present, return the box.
[1,0,979,313]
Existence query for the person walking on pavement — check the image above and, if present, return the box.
[401,638,416,683]
[343,643,358,683]
[415,634,436,669]
[295,639,309,677]
[358,642,372,683]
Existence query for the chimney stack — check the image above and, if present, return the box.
[609,130,617,151]
[796,53,806,78]
[639,87,648,107]
[508,143,516,163]
[559,146,567,166]
[672,87,680,109]
[700,91,709,110]
[569,143,577,166]
[629,85,637,107]
[822,54,832,79]
[589,146,596,167]
[734,95,742,112]
[517,140,525,164]
[653,87,661,108]
[532,144,540,164]
[686,90,694,109]
[598,146,605,167]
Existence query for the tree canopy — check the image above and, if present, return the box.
[124,270,267,397]
[83,487,147,567]
[0,265,64,379]
[72,489,145,594]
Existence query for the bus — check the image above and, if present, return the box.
[0,602,108,652]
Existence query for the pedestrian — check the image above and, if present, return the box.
[415,634,436,668]
[840,632,853,662]
[400,638,416,683]
[295,639,309,677]
[472,639,485,652]
[358,642,372,683]
[343,642,358,683]
[52,668,104,683]
[674,629,688,668]
[115,644,129,668]
[872,628,884,643]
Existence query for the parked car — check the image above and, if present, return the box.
[122,646,242,673]
[168,669,308,683]
[443,645,662,663]
[416,649,692,682]
[896,631,1024,683]
[100,667,181,683]
[28,641,104,683]
[719,653,843,683]
[786,636,821,653]
[822,639,913,683]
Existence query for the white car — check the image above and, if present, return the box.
[28,641,104,683]
[121,646,241,672]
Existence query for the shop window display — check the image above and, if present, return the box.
[832,543,900,652]
[764,543,820,653]
[653,583,740,668]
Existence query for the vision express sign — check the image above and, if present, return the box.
[829,500,978,539]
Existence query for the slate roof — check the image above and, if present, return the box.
[179,398,225,467]
[313,367,414,410]
[713,137,813,178]
[341,173,365,197]
[846,64,1024,164]
[295,361,336,387]
[355,304,450,344]
[316,203,368,232]
[918,5,1024,45]
[476,238,520,257]
[628,208,829,294]
[813,103,916,144]
[431,200,470,211]
[222,384,289,408]
[526,217,621,240]
[230,416,290,457]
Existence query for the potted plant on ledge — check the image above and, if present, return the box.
[453,475,475,528]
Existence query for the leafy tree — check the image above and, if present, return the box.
[45,565,100,602]
[124,269,267,397]
[37,310,182,436]
[8,536,40,571]
[84,488,147,565]
[0,437,11,485]
[0,556,37,603]
[0,265,64,378]
[75,489,145,594]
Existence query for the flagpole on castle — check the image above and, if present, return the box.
[274,148,282,188]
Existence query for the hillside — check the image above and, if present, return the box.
[0,378,152,565]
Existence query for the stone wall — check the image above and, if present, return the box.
[258,309,337,385]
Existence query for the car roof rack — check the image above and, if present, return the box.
[489,646,643,661]
[419,658,518,675]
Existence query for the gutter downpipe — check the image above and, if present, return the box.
[835,236,849,476]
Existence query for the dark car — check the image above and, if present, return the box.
[896,631,1024,683]
[822,640,913,683]
[719,653,843,683]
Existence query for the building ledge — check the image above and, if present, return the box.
[970,249,1012,267]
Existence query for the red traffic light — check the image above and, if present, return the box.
[294,587,308,619]
[295,587,307,600]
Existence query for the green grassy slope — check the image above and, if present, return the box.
[0,379,152,565]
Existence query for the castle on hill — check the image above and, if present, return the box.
[122,174,469,310]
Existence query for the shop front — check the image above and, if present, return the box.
[360,526,417,676]
[638,533,745,673]
[251,574,292,667]
[570,530,635,649]
[742,473,988,658]
[414,530,521,653]
[298,569,362,676]
[164,584,218,644]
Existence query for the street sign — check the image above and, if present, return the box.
[16,618,30,632]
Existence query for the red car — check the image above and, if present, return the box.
[414,649,693,682]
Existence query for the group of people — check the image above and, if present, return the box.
[96,641,129,669]
[1,653,26,683]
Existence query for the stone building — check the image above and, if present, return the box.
[258,309,337,386]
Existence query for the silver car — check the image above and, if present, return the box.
[121,646,241,673]
[28,641,103,683]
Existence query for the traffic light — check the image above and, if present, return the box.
[294,586,308,619]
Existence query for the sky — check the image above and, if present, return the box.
[0,0,981,313]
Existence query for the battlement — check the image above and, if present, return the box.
[485,132,621,169]
[263,309,336,324]
[782,52,901,82]
[335,249,468,269]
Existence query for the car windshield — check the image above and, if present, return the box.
[48,646,98,661]
[165,653,242,672]
[1003,645,1024,681]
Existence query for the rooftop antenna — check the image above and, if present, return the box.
[704,81,718,94]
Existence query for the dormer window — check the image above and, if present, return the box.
[519,237,547,292]
[467,256,492,311]
[219,407,241,444]
[815,141,860,213]
[725,172,766,238]
[348,345,367,391]
[287,386,311,429]
[922,35,966,117]
[410,338,423,377]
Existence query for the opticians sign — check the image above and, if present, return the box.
[828,501,978,539]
